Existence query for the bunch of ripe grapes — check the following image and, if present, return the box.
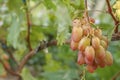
[70,17,113,73]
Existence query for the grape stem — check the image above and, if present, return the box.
[84,0,90,24]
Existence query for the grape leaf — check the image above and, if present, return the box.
[7,15,21,48]
[56,5,71,45]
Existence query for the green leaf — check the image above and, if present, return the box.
[107,27,115,42]
[7,15,21,48]
[21,68,38,80]
[56,5,71,45]
[43,0,56,10]
[43,53,61,72]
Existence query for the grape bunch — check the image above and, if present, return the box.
[70,17,113,73]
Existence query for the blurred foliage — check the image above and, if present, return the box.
[0,0,120,80]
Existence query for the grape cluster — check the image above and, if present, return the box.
[70,17,113,73]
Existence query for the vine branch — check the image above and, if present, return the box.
[0,40,19,67]
[106,0,119,33]
[112,32,120,41]
[18,40,70,72]
[112,71,120,80]
[0,59,22,80]
[18,50,35,73]
[23,0,32,51]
